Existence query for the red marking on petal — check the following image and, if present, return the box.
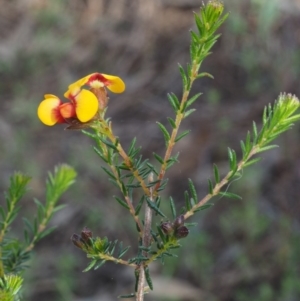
[64,86,81,104]
[87,73,111,86]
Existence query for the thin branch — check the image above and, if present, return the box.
[99,121,151,197]
[184,147,259,220]
[93,253,137,268]
[154,63,200,192]
[136,173,154,301]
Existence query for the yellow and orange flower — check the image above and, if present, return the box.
[37,88,98,126]
[67,72,125,94]
[37,72,125,126]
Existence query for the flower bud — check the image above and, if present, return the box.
[160,222,174,235]
[207,0,224,16]
[174,226,189,239]
[173,214,185,229]
[71,233,85,249]
[81,227,93,243]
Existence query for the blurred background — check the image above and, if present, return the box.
[1,0,300,300]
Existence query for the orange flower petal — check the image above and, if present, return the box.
[73,89,99,122]
[59,103,76,119]
[37,96,63,126]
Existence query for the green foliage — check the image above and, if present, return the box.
[24,164,77,249]
[0,274,23,301]
[0,173,31,239]
[71,227,132,273]
[0,165,76,301]
[1,239,31,274]
[45,164,77,206]
[199,93,300,210]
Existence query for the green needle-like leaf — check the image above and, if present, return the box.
[119,293,136,299]
[167,117,176,129]
[218,192,242,200]
[169,197,177,219]
[188,179,198,202]
[146,198,166,218]
[178,64,188,89]
[184,108,196,118]
[114,197,130,210]
[243,158,261,168]
[213,164,220,184]
[153,152,164,164]
[186,92,203,108]
[135,196,145,215]
[157,122,171,146]
[83,260,97,272]
[144,266,153,290]
[167,93,180,111]
[194,204,214,212]
[175,130,190,142]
